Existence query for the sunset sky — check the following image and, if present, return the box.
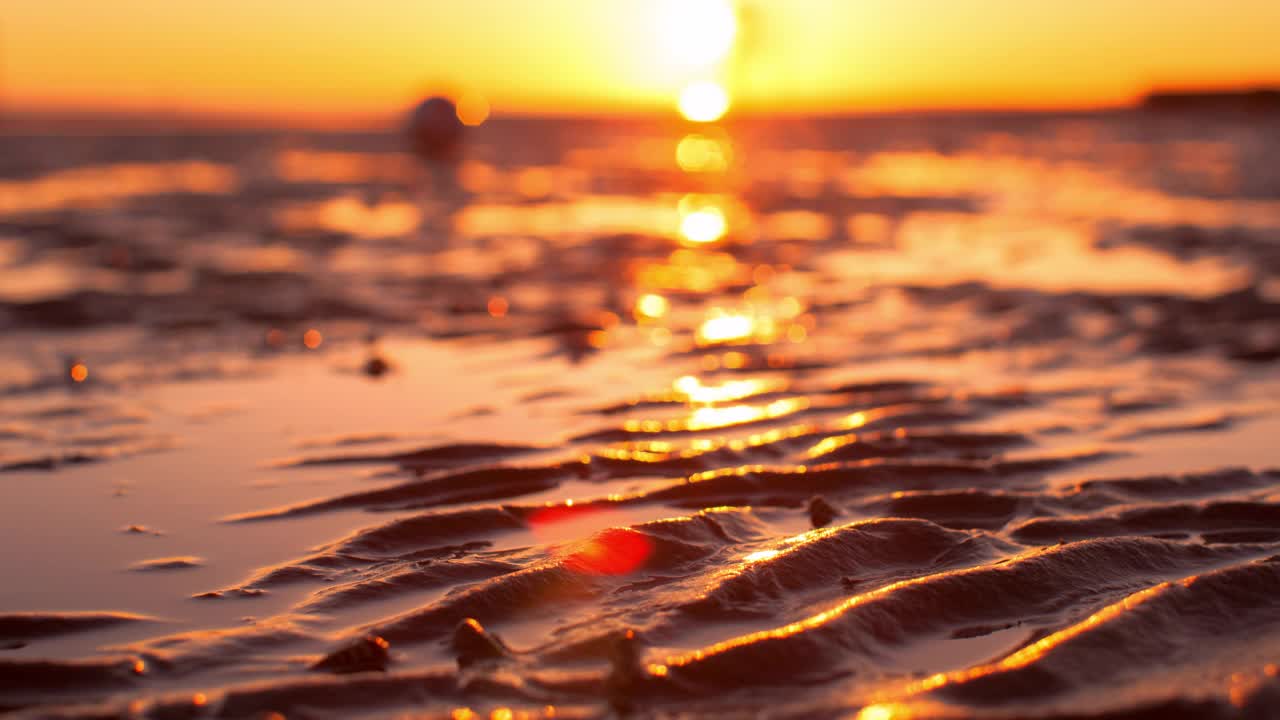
[4,0,1279,123]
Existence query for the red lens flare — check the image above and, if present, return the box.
[562,527,653,576]
[529,504,654,576]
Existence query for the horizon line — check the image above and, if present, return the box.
[3,85,1278,136]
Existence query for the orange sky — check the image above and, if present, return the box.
[4,0,1279,123]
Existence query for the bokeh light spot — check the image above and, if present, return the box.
[635,293,669,319]
[676,133,733,173]
[516,167,555,199]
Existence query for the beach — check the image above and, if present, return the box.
[2,111,1280,718]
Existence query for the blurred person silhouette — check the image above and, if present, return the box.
[407,96,464,167]
[405,95,469,247]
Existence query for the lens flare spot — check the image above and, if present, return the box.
[679,82,730,123]
[562,528,653,576]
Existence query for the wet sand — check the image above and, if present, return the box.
[1,113,1279,718]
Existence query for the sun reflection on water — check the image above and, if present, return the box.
[635,293,670,320]
[672,375,779,404]
[677,132,734,173]
[679,82,731,123]
[698,311,757,344]
[635,249,745,293]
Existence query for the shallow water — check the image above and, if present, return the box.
[1,113,1279,718]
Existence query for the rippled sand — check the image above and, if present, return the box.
[1,113,1280,718]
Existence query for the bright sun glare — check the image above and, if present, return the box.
[660,0,738,68]
[679,81,731,122]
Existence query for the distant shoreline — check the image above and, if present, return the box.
[2,89,1278,135]
[1140,88,1280,113]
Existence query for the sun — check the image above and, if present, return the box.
[659,0,738,69]
[679,82,730,122]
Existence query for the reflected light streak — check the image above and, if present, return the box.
[672,375,777,404]
[0,162,237,217]
[686,397,807,431]
[856,704,912,720]
[659,562,946,668]
[597,422,815,463]
[698,312,757,344]
[905,581,1172,696]
[619,397,808,434]
[742,549,780,563]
